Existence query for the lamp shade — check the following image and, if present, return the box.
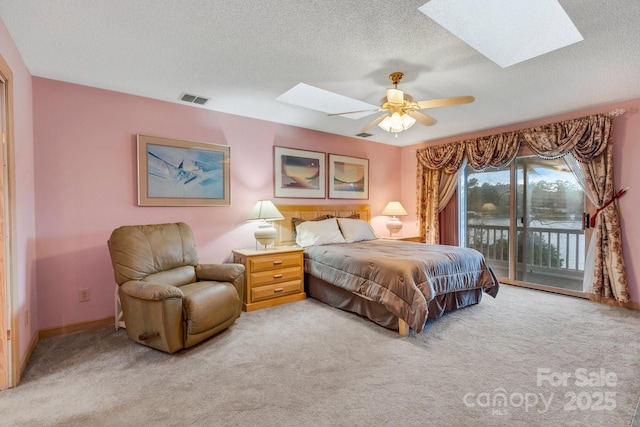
[246,200,284,221]
[381,201,408,217]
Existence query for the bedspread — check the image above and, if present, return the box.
[304,239,499,332]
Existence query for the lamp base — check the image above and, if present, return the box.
[254,222,277,249]
[385,217,403,236]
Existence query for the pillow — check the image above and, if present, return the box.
[292,215,335,238]
[292,214,334,231]
[336,218,379,243]
[295,218,346,247]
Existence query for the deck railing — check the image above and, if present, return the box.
[466,224,584,278]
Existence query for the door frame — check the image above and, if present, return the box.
[0,52,17,390]
[460,146,593,299]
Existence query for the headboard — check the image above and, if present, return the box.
[274,204,371,246]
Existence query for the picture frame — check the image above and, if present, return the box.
[137,135,230,206]
[274,146,326,198]
[328,154,369,199]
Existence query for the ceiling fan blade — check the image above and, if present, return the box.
[417,96,475,110]
[362,114,387,132]
[407,110,438,126]
[328,108,381,117]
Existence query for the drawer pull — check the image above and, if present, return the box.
[272,260,283,265]
[273,273,283,279]
[274,287,284,293]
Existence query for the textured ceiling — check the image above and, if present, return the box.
[1,0,639,147]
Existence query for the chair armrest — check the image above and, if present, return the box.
[196,263,245,282]
[119,280,184,301]
[196,263,245,303]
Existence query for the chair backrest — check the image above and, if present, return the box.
[108,222,200,286]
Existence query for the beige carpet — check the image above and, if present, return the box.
[1,285,639,427]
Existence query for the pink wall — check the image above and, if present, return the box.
[400,99,640,303]
[32,78,401,329]
[0,19,38,361]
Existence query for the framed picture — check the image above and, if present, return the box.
[328,154,369,199]
[137,135,230,206]
[274,146,326,198]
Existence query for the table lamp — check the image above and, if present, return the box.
[247,200,284,249]
[381,201,408,236]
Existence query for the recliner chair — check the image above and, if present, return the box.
[107,222,245,353]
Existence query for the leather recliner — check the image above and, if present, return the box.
[107,222,245,353]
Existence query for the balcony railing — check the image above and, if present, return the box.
[466,224,584,279]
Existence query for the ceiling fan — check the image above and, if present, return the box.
[329,72,474,136]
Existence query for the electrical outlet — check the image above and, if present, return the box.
[79,288,91,302]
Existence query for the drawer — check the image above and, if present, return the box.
[251,279,302,302]
[249,252,301,272]
[251,266,301,287]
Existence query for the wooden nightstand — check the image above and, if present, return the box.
[382,236,422,242]
[232,246,306,312]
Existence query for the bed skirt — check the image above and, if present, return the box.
[306,274,484,332]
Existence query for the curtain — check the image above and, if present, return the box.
[580,143,630,301]
[416,142,465,243]
[415,113,630,303]
[563,153,597,294]
[416,165,460,244]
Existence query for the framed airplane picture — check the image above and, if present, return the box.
[137,135,230,206]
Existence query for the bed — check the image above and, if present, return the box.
[274,204,499,336]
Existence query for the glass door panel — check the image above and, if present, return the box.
[515,156,585,290]
[462,155,586,293]
[463,164,511,279]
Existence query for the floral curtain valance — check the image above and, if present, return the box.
[416,113,610,171]
[415,141,466,174]
[521,114,610,162]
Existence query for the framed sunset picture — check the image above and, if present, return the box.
[328,154,369,199]
[274,146,326,198]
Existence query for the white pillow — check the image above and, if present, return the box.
[336,218,379,243]
[295,217,346,247]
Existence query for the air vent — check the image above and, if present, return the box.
[179,93,210,105]
[356,132,373,138]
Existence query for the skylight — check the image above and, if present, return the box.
[419,0,583,68]
[276,83,378,120]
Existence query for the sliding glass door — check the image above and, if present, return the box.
[461,152,589,294]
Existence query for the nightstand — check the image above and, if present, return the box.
[382,236,423,242]
[232,246,306,312]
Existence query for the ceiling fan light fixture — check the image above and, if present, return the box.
[378,112,416,134]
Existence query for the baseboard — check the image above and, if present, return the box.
[501,282,640,310]
[588,295,640,310]
[19,330,39,380]
[500,281,588,299]
[39,316,116,339]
